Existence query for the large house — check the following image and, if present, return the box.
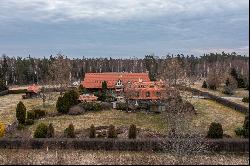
[81,72,167,112]
[82,72,150,95]
[82,72,166,99]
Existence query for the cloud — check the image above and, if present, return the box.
[191,46,249,55]
[0,0,248,22]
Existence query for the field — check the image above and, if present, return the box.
[0,92,246,138]
[0,149,248,165]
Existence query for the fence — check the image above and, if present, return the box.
[179,86,249,114]
[0,138,248,152]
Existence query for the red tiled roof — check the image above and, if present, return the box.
[27,84,41,93]
[82,72,150,89]
[124,81,166,100]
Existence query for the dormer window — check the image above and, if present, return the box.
[116,80,123,86]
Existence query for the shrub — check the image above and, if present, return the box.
[64,123,75,138]
[202,81,207,88]
[16,101,26,125]
[235,127,245,137]
[79,102,102,111]
[68,105,85,115]
[47,123,54,138]
[89,124,96,138]
[0,123,5,137]
[27,111,35,120]
[208,84,217,90]
[128,124,137,139]
[100,102,113,110]
[97,93,107,102]
[206,122,223,139]
[56,90,79,114]
[33,109,46,119]
[17,124,25,130]
[56,96,66,113]
[242,97,249,103]
[107,125,117,138]
[116,102,127,111]
[25,119,34,125]
[78,84,87,94]
[8,89,27,94]
[34,123,48,138]
[243,115,249,138]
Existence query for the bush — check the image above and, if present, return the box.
[207,122,223,139]
[34,123,48,138]
[100,102,113,110]
[8,89,27,94]
[17,124,25,130]
[33,109,46,119]
[89,124,96,138]
[27,111,35,120]
[243,115,249,138]
[128,124,137,139]
[25,119,34,125]
[202,81,207,88]
[79,102,102,111]
[64,123,75,138]
[68,105,85,115]
[97,93,107,102]
[47,123,54,138]
[56,96,65,113]
[242,97,249,103]
[107,125,117,138]
[56,90,79,114]
[78,84,87,94]
[116,102,127,111]
[208,84,217,90]
[16,101,26,125]
[235,127,245,137]
[0,123,5,137]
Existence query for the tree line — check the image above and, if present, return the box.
[0,52,249,88]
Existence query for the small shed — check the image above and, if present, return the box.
[22,84,41,99]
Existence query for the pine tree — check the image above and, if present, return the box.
[16,101,26,124]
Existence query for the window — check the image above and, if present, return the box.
[146,91,150,97]
[156,92,161,97]
[136,92,140,97]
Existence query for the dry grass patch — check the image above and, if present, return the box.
[29,109,167,135]
[190,98,245,137]
[0,92,60,126]
[0,149,248,165]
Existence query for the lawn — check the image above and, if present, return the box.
[0,92,246,138]
[0,92,60,126]
[0,149,248,165]
[189,98,246,137]
[28,109,167,136]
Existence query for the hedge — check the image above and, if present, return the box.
[179,86,249,114]
[8,89,27,94]
[0,138,248,153]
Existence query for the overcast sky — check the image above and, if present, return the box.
[0,0,249,58]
